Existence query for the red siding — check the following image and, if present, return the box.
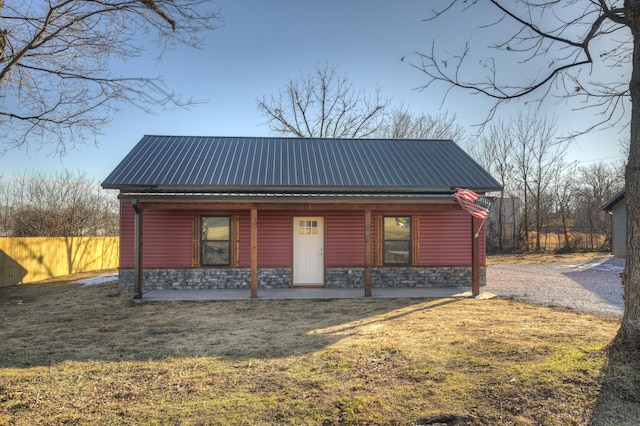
[421,210,486,266]
[121,205,249,268]
[238,212,251,267]
[120,203,193,268]
[257,212,293,267]
[119,204,485,269]
[325,211,365,266]
[251,210,365,267]
[143,210,194,267]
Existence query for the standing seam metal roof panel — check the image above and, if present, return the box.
[102,136,502,192]
[183,136,207,185]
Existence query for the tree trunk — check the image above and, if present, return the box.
[562,208,570,249]
[536,191,542,251]
[589,213,595,250]
[522,188,529,251]
[618,1,640,350]
[498,187,505,252]
[556,192,571,249]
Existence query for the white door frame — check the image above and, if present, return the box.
[293,216,325,286]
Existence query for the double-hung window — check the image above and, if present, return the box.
[383,216,411,265]
[201,216,231,266]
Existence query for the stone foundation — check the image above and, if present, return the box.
[325,268,365,288]
[118,268,251,293]
[371,267,483,288]
[326,267,485,288]
[258,269,292,289]
[119,266,485,293]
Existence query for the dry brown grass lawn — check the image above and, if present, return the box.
[0,264,637,425]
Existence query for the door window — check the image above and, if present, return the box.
[298,220,318,235]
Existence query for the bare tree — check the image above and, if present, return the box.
[472,113,567,252]
[257,63,391,138]
[468,119,515,251]
[574,162,620,250]
[409,1,640,350]
[510,112,544,251]
[2,170,118,237]
[377,106,466,141]
[0,175,10,235]
[527,116,569,251]
[551,161,579,251]
[0,1,221,152]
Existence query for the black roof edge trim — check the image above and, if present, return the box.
[108,185,503,193]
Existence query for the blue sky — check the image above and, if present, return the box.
[0,1,629,182]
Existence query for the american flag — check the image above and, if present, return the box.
[452,188,495,220]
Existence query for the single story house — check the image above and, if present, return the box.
[102,136,502,298]
[602,189,626,257]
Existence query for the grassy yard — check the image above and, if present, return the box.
[0,269,638,425]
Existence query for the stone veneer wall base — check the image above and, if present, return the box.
[119,267,486,293]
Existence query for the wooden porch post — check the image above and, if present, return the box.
[472,216,480,297]
[364,207,372,297]
[133,200,143,299]
[250,205,258,298]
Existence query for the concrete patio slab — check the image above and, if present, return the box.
[136,286,478,302]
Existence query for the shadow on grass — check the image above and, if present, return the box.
[590,346,640,425]
[0,281,462,368]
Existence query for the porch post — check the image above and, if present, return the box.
[133,200,143,299]
[471,216,480,296]
[250,205,258,298]
[364,207,372,297]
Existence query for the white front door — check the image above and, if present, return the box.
[293,217,324,286]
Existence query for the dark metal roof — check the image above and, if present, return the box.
[102,135,502,193]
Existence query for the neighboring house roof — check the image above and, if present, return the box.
[102,135,502,194]
[601,189,625,211]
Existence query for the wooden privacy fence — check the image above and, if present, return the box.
[0,236,119,286]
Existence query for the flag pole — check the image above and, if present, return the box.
[474,217,487,238]
[471,216,480,296]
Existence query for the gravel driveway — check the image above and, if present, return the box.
[485,257,625,317]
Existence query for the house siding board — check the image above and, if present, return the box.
[119,207,486,270]
[238,212,252,267]
[103,136,502,191]
[612,200,627,257]
[120,207,251,268]
[257,212,293,267]
[140,210,193,268]
[421,210,486,266]
[325,212,365,266]
[253,210,367,267]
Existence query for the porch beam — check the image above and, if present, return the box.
[471,216,480,296]
[364,208,372,297]
[250,205,258,298]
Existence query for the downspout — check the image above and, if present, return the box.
[133,199,143,299]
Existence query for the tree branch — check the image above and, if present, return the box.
[0,0,221,152]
